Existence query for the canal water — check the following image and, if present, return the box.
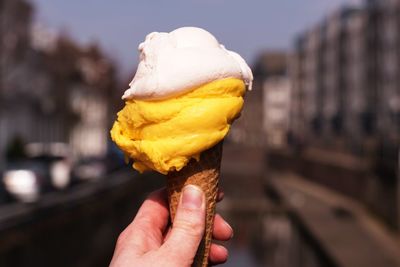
[218,144,268,267]
[218,144,325,267]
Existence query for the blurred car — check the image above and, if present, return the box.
[32,155,72,189]
[2,160,48,202]
[72,157,107,181]
[26,142,72,189]
[2,155,72,203]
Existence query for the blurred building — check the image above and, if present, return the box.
[232,52,289,147]
[0,0,37,165]
[281,1,400,228]
[261,54,291,149]
[0,0,118,166]
[55,40,117,158]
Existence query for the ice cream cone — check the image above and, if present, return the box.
[166,142,223,267]
[111,27,252,267]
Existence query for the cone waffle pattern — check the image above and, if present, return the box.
[166,142,223,267]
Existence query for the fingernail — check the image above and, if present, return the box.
[182,185,203,209]
[222,220,234,239]
[218,215,234,238]
[225,222,234,239]
[216,244,229,257]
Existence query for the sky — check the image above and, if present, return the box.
[29,0,362,79]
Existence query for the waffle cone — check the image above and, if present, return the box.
[166,142,223,267]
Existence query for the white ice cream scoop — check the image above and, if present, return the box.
[122,27,253,100]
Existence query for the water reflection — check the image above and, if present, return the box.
[219,200,330,267]
[218,144,268,267]
[218,144,331,267]
[223,212,266,267]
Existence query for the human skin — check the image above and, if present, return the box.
[109,186,233,267]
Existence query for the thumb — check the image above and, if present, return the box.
[161,185,206,265]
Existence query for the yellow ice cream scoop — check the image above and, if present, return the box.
[110,77,245,174]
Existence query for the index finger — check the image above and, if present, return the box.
[118,188,170,254]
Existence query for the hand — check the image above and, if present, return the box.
[109,186,233,267]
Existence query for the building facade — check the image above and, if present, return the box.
[263,76,291,148]
[0,0,117,166]
[291,3,399,152]
[288,1,400,227]
[233,52,288,147]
